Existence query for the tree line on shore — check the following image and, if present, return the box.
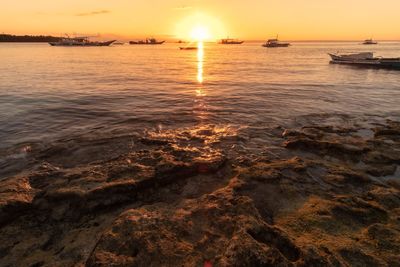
[0,34,61,42]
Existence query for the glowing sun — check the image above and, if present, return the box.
[175,12,225,41]
[190,25,210,41]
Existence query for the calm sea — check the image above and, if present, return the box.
[1,42,399,176]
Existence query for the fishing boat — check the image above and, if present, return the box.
[220,38,244,44]
[49,36,115,46]
[363,38,378,45]
[179,47,198,50]
[129,38,165,45]
[328,52,375,61]
[262,37,290,48]
[328,52,400,69]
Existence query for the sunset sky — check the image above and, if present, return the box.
[2,0,399,40]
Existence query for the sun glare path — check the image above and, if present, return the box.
[197,41,204,84]
[195,41,206,120]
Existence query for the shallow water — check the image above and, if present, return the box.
[1,42,400,175]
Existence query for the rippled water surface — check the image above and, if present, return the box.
[1,42,400,170]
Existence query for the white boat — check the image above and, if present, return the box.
[262,36,290,47]
[363,39,378,45]
[328,52,374,61]
[328,52,400,69]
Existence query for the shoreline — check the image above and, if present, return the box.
[1,114,399,266]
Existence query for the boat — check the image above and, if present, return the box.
[377,58,400,69]
[113,41,125,45]
[363,38,378,45]
[262,37,290,47]
[328,52,400,69]
[220,38,244,44]
[328,52,375,61]
[129,38,165,45]
[179,47,198,50]
[49,36,115,46]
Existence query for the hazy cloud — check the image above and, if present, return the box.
[76,10,111,17]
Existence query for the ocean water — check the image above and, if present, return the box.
[1,42,400,176]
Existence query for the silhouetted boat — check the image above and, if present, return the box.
[49,36,115,46]
[179,47,198,50]
[363,38,378,45]
[220,38,244,44]
[129,38,165,45]
[113,41,125,45]
[262,37,290,47]
[329,52,400,69]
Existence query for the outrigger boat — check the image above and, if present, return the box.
[220,38,244,44]
[262,36,290,48]
[363,38,378,45]
[129,38,165,45]
[328,52,400,69]
[49,36,115,46]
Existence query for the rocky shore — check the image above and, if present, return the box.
[1,116,399,266]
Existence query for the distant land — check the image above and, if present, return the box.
[0,33,399,43]
[0,34,61,42]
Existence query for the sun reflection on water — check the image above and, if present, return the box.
[197,41,204,84]
[194,41,207,120]
[195,42,206,97]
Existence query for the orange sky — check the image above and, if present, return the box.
[1,0,399,40]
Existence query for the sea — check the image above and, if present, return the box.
[1,41,399,178]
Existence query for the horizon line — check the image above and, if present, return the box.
[1,33,400,42]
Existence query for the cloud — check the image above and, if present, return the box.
[76,10,111,17]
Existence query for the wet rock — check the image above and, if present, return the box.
[330,167,371,184]
[1,119,400,266]
[330,197,388,225]
[86,187,302,267]
[364,223,400,254]
[140,137,170,146]
[365,164,397,177]
[338,247,385,267]
[284,138,367,156]
[0,176,35,225]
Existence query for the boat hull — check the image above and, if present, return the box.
[49,40,115,46]
[330,59,400,70]
[179,47,197,50]
[379,58,400,69]
[262,43,290,48]
[328,52,374,61]
[221,41,244,44]
[129,41,165,45]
